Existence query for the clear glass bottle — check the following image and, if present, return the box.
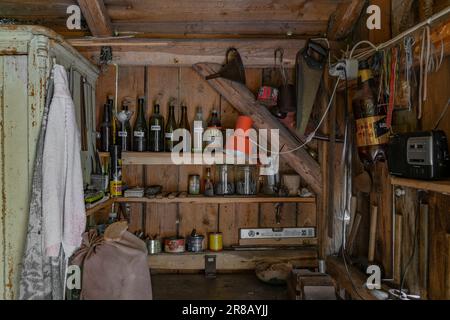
[165,103,177,152]
[116,103,132,152]
[235,165,258,195]
[192,106,205,153]
[149,103,165,152]
[133,97,148,152]
[214,165,235,195]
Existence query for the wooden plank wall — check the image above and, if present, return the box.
[96,65,318,247]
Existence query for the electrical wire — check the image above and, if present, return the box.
[433,98,450,130]
[246,78,340,156]
[340,68,366,300]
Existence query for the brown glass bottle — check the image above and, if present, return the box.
[352,60,389,164]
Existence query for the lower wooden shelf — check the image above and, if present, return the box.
[390,176,450,194]
[148,249,318,271]
[115,195,315,204]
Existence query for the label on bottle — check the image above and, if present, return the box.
[151,125,161,131]
[118,131,127,137]
[134,131,145,138]
[110,180,123,197]
[204,128,223,148]
[356,116,389,147]
[165,132,174,139]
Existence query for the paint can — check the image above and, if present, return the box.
[209,232,223,252]
[147,239,162,255]
[187,234,205,252]
[164,237,185,253]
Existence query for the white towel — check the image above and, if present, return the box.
[42,65,86,258]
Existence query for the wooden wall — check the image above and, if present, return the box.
[95,65,318,247]
[328,0,450,299]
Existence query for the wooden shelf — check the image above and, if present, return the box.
[121,152,257,166]
[115,195,316,204]
[148,248,318,271]
[86,198,114,216]
[391,177,450,194]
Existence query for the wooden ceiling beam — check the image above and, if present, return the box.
[327,0,366,40]
[77,0,113,37]
[193,63,323,194]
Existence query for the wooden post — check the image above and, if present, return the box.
[368,205,378,262]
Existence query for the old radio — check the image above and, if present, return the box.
[387,131,450,180]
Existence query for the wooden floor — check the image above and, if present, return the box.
[151,274,289,300]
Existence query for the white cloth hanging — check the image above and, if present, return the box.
[42,65,86,259]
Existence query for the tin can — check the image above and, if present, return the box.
[164,237,185,253]
[147,239,162,255]
[209,232,223,252]
[188,175,201,195]
[187,234,205,252]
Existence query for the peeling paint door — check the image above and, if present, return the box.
[0,55,30,300]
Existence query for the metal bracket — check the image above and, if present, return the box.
[205,255,217,278]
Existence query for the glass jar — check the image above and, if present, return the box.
[235,165,258,195]
[214,165,235,195]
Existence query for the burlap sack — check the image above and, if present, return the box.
[71,229,152,300]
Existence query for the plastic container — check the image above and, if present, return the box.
[214,165,235,195]
[235,165,258,195]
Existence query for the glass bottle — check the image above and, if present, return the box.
[204,167,214,196]
[204,109,223,152]
[107,96,117,144]
[149,103,165,152]
[214,165,235,195]
[165,103,177,152]
[192,106,205,153]
[178,104,191,152]
[352,60,389,164]
[133,97,148,152]
[100,103,113,152]
[116,103,132,152]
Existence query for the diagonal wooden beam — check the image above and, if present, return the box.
[193,63,322,195]
[327,0,366,40]
[77,0,113,37]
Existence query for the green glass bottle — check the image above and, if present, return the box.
[149,103,165,152]
[178,104,191,152]
[165,103,177,152]
[133,97,148,152]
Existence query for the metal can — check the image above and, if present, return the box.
[209,232,223,252]
[187,234,205,252]
[188,175,201,195]
[147,239,162,255]
[164,237,185,253]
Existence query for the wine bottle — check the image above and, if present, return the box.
[149,103,165,152]
[107,96,117,145]
[192,106,205,153]
[204,109,223,152]
[165,103,177,152]
[133,97,148,152]
[100,103,112,152]
[178,104,191,152]
[117,103,132,152]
